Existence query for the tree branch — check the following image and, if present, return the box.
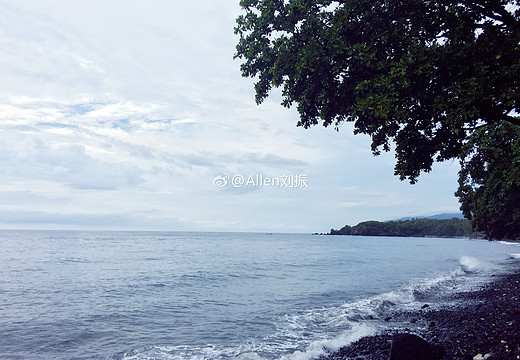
[465,0,520,30]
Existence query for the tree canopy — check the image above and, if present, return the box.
[234,0,520,239]
[455,120,520,239]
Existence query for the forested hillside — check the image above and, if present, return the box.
[329,218,474,238]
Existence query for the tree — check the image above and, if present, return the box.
[329,218,474,237]
[455,121,520,239]
[234,0,520,239]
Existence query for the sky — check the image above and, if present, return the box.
[0,0,462,233]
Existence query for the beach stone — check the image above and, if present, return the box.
[473,354,492,360]
[389,333,445,360]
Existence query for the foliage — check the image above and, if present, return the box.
[455,121,520,240]
[235,0,520,239]
[329,218,474,237]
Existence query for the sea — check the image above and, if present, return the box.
[1,230,520,360]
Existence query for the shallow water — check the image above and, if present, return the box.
[1,230,518,359]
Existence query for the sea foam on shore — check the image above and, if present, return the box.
[322,260,520,360]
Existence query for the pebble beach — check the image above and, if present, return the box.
[322,261,520,360]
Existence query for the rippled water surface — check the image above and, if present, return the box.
[1,230,519,359]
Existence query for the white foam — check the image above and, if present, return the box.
[359,258,498,312]
[280,323,375,360]
[458,255,496,273]
[120,344,224,360]
[377,288,415,305]
[499,241,520,246]
[509,253,520,259]
[119,323,375,360]
[118,256,504,360]
[235,353,265,360]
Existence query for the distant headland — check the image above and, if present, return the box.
[325,214,476,238]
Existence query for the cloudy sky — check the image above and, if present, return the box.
[0,0,462,232]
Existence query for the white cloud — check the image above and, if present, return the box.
[0,0,463,232]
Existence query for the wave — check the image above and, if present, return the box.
[278,324,375,360]
[113,255,503,360]
[498,240,520,246]
[116,323,375,360]
[457,255,497,274]
[276,254,505,353]
[117,344,222,360]
[355,256,495,312]
[499,241,520,259]
[495,240,520,260]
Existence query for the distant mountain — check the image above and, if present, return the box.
[427,213,465,220]
[392,213,464,222]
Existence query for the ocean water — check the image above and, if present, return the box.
[1,231,519,360]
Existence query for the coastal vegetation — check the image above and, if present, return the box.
[234,0,520,240]
[329,218,474,237]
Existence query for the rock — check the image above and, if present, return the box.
[422,304,430,309]
[473,354,492,360]
[389,333,445,360]
[385,316,392,321]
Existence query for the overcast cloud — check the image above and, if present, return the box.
[0,0,461,232]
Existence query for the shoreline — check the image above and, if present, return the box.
[321,262,520,360]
